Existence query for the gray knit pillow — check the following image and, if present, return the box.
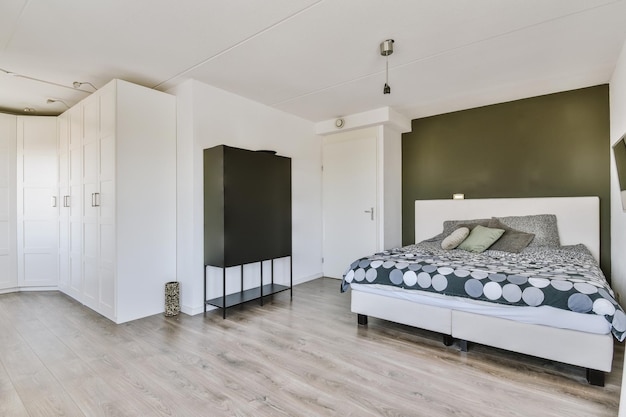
[493,214,560,247]
[487,218,535,253]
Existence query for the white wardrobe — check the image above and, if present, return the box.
[57,79,177,323]
[1,79,176,324]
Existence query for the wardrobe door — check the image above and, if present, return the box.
[98,89,116,316]
[82,97,100,309]
[16,116,58,287]
[58,112,70,292]
[0,114,17,291]
[68,106,83,299]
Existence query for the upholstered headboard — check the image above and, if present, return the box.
[414,197,600,261]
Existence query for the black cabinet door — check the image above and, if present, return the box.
[204,145,291,267]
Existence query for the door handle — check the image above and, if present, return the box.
[364,207,374,221]
[63,195,70,207]
[51,196,57,207]
[91,192,101,207]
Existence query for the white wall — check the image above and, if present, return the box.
[610,39,626,417]
[611,41,626,305]
[169,80,322,315]
[380,125,402,250]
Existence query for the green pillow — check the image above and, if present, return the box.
[457,225,505,253]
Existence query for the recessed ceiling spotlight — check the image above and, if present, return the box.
[23,107,35,113]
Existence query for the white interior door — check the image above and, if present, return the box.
[322,132,378,279]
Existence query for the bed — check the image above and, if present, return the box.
[341,197,624,386]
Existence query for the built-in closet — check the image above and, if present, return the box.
[57,79,177,323]
[1,79,177,324]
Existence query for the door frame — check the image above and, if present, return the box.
[322,127,380,278]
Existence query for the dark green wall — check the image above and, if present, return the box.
[402,85,611,276]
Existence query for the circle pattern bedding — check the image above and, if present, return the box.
[341,242,626,341]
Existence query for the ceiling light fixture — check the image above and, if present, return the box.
[380,39,394,95]
[46,98,70,108]
[23,107,35,113]
[73,81,98,91]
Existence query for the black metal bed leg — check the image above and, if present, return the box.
[459,340,469,352]
[357,314,368,325]
[203,265,207,314]
[586,369,605,386]
[443,335,453,346]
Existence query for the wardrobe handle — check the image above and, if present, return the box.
[51,196,57,207]
[63,195,70,208]
[95,192,101,207]
[91,193,101,207]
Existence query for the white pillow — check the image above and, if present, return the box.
[441,227,470,250]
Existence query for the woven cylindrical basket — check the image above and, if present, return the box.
[164,281,180,316]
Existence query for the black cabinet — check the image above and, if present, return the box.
[203,145,292,317]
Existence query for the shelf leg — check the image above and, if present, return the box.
[222,267,226,319]
[260,261,264,306]
[290,256,293,300]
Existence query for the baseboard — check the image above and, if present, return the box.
[293,272,323,285]
[17,286,59,292]
[181,304,213,316]
[0,286,59,295]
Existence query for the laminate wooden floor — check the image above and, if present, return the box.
[0,278,622,417]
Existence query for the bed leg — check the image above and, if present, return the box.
[586,369,605,387]
[459,340,469,352]
[357,314,368,326]
[442,335,453,346]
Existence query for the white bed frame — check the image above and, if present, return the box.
[350,197,613,385]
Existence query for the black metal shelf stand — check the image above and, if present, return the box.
[204,256,292,319]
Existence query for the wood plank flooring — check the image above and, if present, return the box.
[0,278,622,416]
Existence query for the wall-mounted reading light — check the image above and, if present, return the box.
[73,81,98,91]
[46,98,70,108]
[380,39,394,95]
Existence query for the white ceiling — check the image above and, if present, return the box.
[1,0,626,121]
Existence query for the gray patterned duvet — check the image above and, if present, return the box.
[341,242,626,341]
